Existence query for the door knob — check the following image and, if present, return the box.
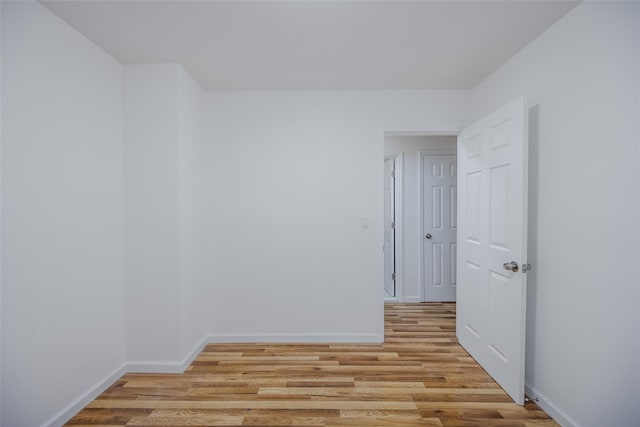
[425,234,432,240]
[503,261,519,272]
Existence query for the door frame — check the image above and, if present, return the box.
[419,149,457,302]
[383,153,403,301]
[381,130,459,304]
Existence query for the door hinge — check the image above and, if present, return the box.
[391,170,395,178]
[392,273,396,281]
[522,263,532,273]
[391,221,395,229]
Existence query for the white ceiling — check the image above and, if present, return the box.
[40,0,579,91]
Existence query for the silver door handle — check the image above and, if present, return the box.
[503,261,519,272]
[425,234,432,239]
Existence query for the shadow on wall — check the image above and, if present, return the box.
[525,104,540,383]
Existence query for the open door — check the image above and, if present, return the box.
[456,97,528,404]
[383,157,396,297]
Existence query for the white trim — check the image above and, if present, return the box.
[525,384,582,427]
[419,151,456,302]
[180,337,209,371]
[418,147,457,155]
[394,153,404,301]
[42,363,128,427]
[126,361,185,374]
[44,337,209,426]
[127,336,209,373]
[401,296,423,303]
[208,333,383,344]
[43,332,383,427]
[384,130,461,137]
[419,151,425,302]
[376,126,387,340]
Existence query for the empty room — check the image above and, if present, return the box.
[2,1,639,426]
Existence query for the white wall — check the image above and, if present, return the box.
[1,2,126,426]
[178,68,208,357]
[471,2,640,426]
[384,135,457,302]
[0,1,471,423]
[1,2,4,423]
[124,64,182,363]
[205,91,470,341]
[124,64,208,366]
[8,2,638,426]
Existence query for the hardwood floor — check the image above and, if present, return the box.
[66,303,557,426]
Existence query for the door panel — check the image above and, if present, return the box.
[383,157,396,297]
[457,97,528,405]
[423,154,457,302]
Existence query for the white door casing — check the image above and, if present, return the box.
[456,97,528,404]
[423,154,457,302]
[383,157,396,298]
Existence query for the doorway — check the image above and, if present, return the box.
[382,98,530,405]
[383,134,457,302]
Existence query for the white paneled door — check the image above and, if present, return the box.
[457,97,528,404]
[383,157,396,298]
[423,154,457,302]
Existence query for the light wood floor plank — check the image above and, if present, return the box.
[87,400,419,410]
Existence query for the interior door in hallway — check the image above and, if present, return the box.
[423,154,457,302]
[457,97,528,405]
[383,157,396,297]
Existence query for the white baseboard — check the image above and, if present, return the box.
[401,296,423,302]
[126,361,185,373]
[42,363,128,427]
[45,337,209,426]
[526,383,582,427]
[208,333,383,344]
[127,336,209,373]
[179,337,209,370]
[43,333,382,426]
